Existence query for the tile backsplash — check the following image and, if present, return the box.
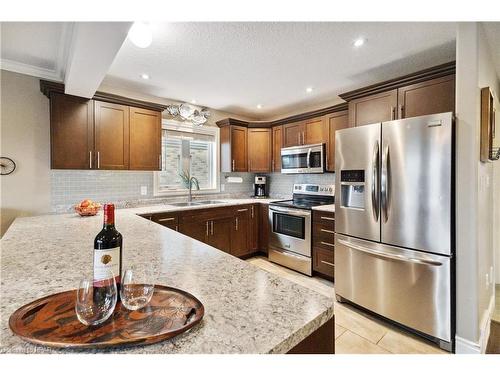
[50,170,334,212]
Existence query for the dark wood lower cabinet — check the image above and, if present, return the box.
[179,221,208,243]
[208,218,233,254]
[231,207,251,257]
[259,205,269,254]
[287,316,334,354]
[249,204,260,252]
[312,210,335,280]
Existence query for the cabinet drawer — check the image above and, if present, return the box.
[313,210,335,226]
[151,213,179,230]
[313,221,335,236]
[313,247,335,277]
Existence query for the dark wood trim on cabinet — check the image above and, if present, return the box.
[40,80,167,112]
[339,61,455,101]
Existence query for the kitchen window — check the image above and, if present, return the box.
[154,120,220,195]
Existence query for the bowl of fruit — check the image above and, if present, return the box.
[75,199,101,216]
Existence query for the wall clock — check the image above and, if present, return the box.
[0,157,16,175]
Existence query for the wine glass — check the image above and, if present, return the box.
[75,273,117,326]
[120,267,155,310]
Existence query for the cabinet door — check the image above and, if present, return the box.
[179,220,208,243]
[231,126,248,172]
[324,111,348,171]
[248,128,272,172]
[304,116,325,145]
[271,126,282,172]
[129,107,161,170]
[94,101,130,170]
[50,93,93,169]
[231,207,251,257]
[208,218,233,254]
[151,213,178,231]
[283,121,304,147]
[397,75,455,119]
[348,89,397,127]
[249,205,260,252]
[259,205,269,254]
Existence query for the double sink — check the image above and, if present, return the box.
[168,200,226,207]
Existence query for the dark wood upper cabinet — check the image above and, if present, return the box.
[304,116,325,144]
[397,75,455,119]
[272,126,283,172]
[348,89,397,127]
[50,93,94,169]
[283,121,304,147]
[94,101,130,170]
[220,125,248,172]
[248,128,272,172]
[324,110,348,171]
[129,107,162,171]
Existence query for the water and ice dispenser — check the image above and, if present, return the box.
[340,170,365,210]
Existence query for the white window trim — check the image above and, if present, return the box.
[154,119,220,197]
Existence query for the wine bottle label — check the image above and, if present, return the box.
[93,247,121,282]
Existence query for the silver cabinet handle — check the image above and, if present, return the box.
[320,241,335,247]
[390,106,395,120]
[210,220,214,235]
[399,104,404,118]
[89,151,92,169]
[320,229,335,234]
[337,239,443,266]
[235,217,239,230]
[302,131,305,145]
[272,159,275,172]
[237,208,248,212]
[159,154,162,170]
[251,206,254,218]
[206,221,209,236]
[371,140,380,222]
[175,225,178,231]
[320,260,335,267]
[158,217,175,222]
[232,159,235,171]
[320,216,334,221]
[97,151,100,169]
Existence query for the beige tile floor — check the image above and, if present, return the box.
[247,256,448,354]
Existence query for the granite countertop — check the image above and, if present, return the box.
[312,204,335,213]
[126,197,284,215]
[0,201,333,354]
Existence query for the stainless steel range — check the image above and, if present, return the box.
[268,183,334,276]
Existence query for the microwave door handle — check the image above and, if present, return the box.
[371,141,380,221]
[306,148,311,169]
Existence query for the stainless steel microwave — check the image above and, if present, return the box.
[280,143,325,174]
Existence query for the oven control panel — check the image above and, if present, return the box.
[293,184,334,196]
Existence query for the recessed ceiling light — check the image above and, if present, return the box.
[191,99,197,104]
[353,38,365,47]
[306,87,313,93]
[128,22,152,48]
[256,104,263,109]
[140,73,150,80]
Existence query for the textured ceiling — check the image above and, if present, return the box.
[105,22,457,119]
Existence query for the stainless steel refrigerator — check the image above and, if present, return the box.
[335,112,454,351]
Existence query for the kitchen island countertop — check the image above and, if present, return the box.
[0,205,333,354]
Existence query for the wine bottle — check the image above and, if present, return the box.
[93,204,122,296]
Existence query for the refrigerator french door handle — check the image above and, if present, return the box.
[337,239,443,266]
[381,144,389,222]
[371,141,380,221]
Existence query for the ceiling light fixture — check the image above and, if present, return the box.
[128,22,153,48]
[140,73,150,80]
[191,99,197,104]
[256,104,263,109]
[306,87,313,93]
[353,38,365,47]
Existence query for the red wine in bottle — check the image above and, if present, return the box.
[93,204,122,296]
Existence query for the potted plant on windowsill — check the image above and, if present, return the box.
[179,170,200,202]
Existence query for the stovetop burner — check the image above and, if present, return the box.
[270,183,334,210]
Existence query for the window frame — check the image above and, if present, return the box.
[153,119,220,197]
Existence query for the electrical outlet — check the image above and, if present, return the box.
[140,186,147,196]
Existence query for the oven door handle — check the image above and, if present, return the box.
[269,206,311,217]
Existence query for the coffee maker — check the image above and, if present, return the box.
[254,176,268,198]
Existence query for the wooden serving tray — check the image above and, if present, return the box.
[9,285,204,349]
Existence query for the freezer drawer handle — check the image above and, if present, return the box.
[337,239,443,266]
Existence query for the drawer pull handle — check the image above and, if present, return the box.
[320,216,334,221]
[158,217,176,222]
[320,260,335,267]
[320,241,335,247]
[237,208,249,212]
[320,229,335,234]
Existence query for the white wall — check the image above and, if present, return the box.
[455,22,500,354]
[0,70,51,237]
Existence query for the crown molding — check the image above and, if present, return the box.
[1,59,62,81]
